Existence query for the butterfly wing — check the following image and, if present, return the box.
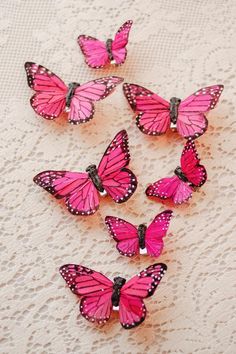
[105,216,139,257]
[145,210,173,257]
[97,130,137,203]
[69,76,123,124]
[177,85,224,138]
[111,20,133,65]
[123,83,170,135]
[180,139,207,187]
[60,264,113,323]
[119,263,167,329]
[78,35,109,69]
[24,62,67,120]
[146,176,193,204]
[33,170,99,215]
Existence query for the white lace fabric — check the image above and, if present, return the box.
[0,0,236,353]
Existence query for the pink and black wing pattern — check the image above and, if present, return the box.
[24,62,67,119]
[33,170,99,215]
[69,76,123,124]
[145,210,173,257]
[119,263,167,329]
[146,174,193,205]
[180,139,207,187]
[177,85,224,138]
[98,130,137,203]
[78,35,109,68]
[123,83,170,135]
[111,20,133,65]
[105,216,139,257]
[60,264,113,323]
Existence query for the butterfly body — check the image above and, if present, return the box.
[60,263,167,329]
[78,20,133,68]
[111,276,126,308]
[174,166,190,184]
[65,82,80,109]
[137,224,147,250]
[105,210,173,257]
[123,83,224,138]
[146,140,207,204]
[85,164,106,194]
[169,97,181,125]
[34,130,137,215]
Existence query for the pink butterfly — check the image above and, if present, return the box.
[123,83,224,139]
[146,139,207,204]
[105,210,173,257]
[24,62,123,124]
[34,130,137,216]
[60,263,167,329]
[78,20,133,68]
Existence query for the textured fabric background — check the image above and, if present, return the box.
[1,0,236,353]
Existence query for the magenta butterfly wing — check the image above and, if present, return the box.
[25,62,67,120]
[33,171,99,215]
[69,76,123,124]
[123,83,170,135]
[119,263,167,329]
[97,130,137,203]
[111,20,133,65]
[105,216,139,257]
[145,210,173,257]
[146,176,193,204]
[60,264,113,323]
[78,35,109,68]
[180,139,207,187]
[177,85,224,138]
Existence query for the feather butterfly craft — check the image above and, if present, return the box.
[78,20,133,68]
[34,130,137,216]
[123,83,224,139]
[59,263,167,329]
[105,210,173,257]
[146,139,207,205]
[24,62,123,124]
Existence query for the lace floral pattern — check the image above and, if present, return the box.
[1,0,236,353]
